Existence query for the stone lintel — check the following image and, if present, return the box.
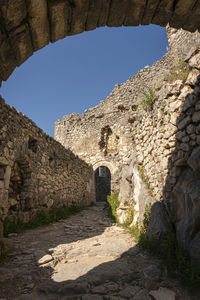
[97,0,110,27]
[152,0,174,27]
[26,0,50,51]
[68,0,89,36]
[48,0,71,43]
[180,1,200,33]
[170,0,197,29]
[107,0,129,27]
[86,0,103,31]
[0,39,16,81]
[141,0,160,25]
[0,0,27,32]
[9,23,33,66]
[124,0,146,27]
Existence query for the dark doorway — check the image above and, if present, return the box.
[95,166,111,202]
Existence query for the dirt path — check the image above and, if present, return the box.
[0,203,198,300]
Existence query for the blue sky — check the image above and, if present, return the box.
[0,25,168,137]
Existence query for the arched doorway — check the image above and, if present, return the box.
[95,166,111,202]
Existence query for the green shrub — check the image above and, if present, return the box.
[137,165,150,188]
[3,204,84,237]
[123,204,135,228]
[107,192,119,222]
[140,86,155,109]
[129,204,200,289]
[164,58,190,83]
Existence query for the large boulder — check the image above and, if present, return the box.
[146,202,173,240]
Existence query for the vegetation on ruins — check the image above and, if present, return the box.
[164,57,190,83]
[140,85,155,109]
[137,165,150,188]
[107,193,200,290]
[107,192,119,222]
[3,204,85,237]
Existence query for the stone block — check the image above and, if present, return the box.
[107,0,128,27]
[182,94,196,112]
[4,166,11,189]
[68,0,89,35]
[186,69,200,86]
[141,0,160,25]
[192,111,200,123]
[96,0,110,27]
[177,116,191,130]
[0,40,16,81]
[0,0,27,31]
[189,52,200,69]
[48,0,70,43]
[0,221,3,238]
[152,0,174,27]
[187,147,200,177]
[26,0,50,50]
[9,24,33,66]
[169,100,182,112]
[124,0,146,26]
[146,202,173,240]
[86,0,103,30]
[149,287,176,300]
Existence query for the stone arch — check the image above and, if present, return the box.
[93,160,115,175]
[0,1,199,86]
[95,166,111,202]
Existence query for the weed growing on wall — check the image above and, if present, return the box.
[123,202,135,227]
[137,165,150,188]
[140,86,155,109]
[164,57,190,83]
[3,204,85,237]
[107,192,119,222]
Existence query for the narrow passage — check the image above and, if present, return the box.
[0,203,196,299]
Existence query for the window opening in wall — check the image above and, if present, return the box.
[28,137,38,153]
[95,166,111,202]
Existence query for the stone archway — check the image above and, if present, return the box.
[0,1,199,87]
[95,166,111,202]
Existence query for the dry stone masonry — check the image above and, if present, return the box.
[1,0,200,87]
[55,27,200,265]
[0,97,95,237]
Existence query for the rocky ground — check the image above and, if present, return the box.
[0,203,199,300]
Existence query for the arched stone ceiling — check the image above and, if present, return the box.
[0,0,199,87]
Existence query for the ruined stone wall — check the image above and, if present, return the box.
[55,27,200,193]
[0,97,95,236]
[55,29,200,263]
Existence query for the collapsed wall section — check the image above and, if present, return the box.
[0,97,95,236]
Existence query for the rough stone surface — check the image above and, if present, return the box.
[146,202,172,240]
[0,2,200,82]
[0,96,95,232]
[149,287,176,300]
[0,204,195,299]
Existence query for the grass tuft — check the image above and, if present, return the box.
[3,204,84,237]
